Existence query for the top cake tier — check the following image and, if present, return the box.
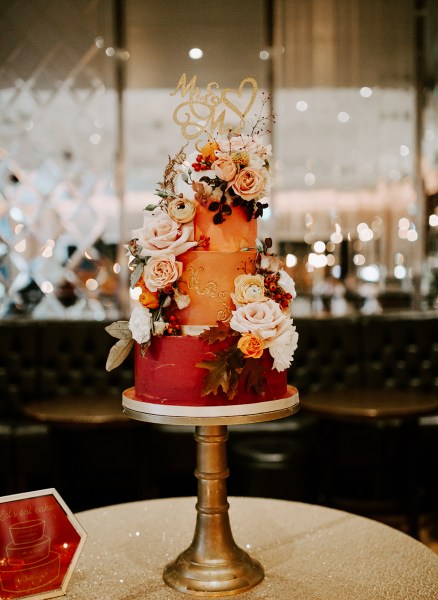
[194,204,257,252]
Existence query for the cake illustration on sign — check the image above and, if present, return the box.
[106,74,299,418]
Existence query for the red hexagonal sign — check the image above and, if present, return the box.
[0,489,86,599]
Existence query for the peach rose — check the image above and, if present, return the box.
[232,167,268,201]
[231,274,267,306]
[212,154,237,182]
[132,210,198,258]
[143,254,182,292]
[237,333,264,359]
[168,198,197,224]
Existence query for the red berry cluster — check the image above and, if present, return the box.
[264,273,292,309]
[191,154,211,172]
[197,235,210,249]
[165,314,181,336]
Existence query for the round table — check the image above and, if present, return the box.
[68,497,438,599]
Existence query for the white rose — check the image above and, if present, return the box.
[268,324,299,371]
[230,299,291,344]
[128,305,152,344]
[278,269,297,299]
[132,210,198,258]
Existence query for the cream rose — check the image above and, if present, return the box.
[232,167,268,201]
[231,274,267,306]
[229,299,291,345]
[143,254,182,292]
[128,305,152,344]
[212,154,237,182]
[168,198,197,224]
[132,210,198,257]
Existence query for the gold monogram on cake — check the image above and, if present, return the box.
[171,74,258,141]
[186,265,231,321]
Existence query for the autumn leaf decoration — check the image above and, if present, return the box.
[197,322,266,399]
[105,321,134,371]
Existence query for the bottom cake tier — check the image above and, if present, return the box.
[123,337,298,418]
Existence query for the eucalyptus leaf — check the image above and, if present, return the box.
[144,203,159,210]
[130,262,144,288]
[105,321,132,340]
[106,338,134,371]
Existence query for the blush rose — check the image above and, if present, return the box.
[232,167,268,201]
[143,254,182,292]
[132,210,197,257]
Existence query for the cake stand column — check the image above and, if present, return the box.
[163,424,264,596]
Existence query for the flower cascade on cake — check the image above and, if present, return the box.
[106,74,298,404]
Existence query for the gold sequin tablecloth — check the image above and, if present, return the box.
[70,497,438,599]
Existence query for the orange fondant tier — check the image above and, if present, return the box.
[133,337,288,408]
[177,250,256,325]
[194,204,257,251]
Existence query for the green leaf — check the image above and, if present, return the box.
[106,338,134,371]
[105,321,132,340]
[242,358,266,396]
[144,203,159,210]
[130,262,144,288]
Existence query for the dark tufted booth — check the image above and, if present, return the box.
[0,312,437,512]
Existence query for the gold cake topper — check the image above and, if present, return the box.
[171,74,258,142]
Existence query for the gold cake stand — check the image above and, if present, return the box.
[122,386,299,597]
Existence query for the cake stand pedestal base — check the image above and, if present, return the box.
[122,386,299,596]
[163,426,263,596]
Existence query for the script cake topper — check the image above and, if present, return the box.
[170,74,258,142]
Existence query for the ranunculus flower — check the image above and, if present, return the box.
[138,288,160,309]
[237,333,264,359]
[231,274,267,306]
[201,140,220,164]
[230,299,291,345]
[232,167,268,201]
[143,254,182,292]
[132,210,198,257]
[278,269,297,299]
[129,305,152,344]
[168,198,197,224]
[268,324,299,371]
[212,154,237,182]
[259,254,284,273]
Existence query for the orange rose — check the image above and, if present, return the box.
[138,288,160,309]
[201,140,219,164]
[237,333,264,359]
